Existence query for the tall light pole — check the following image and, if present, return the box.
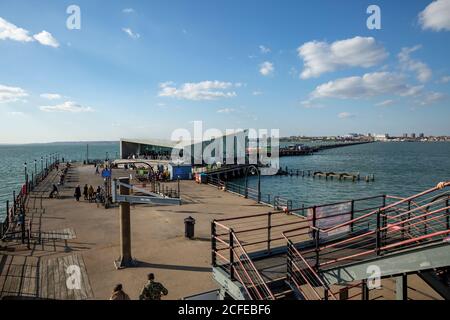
[41,156,43,174]
[24,162,28,193]
[34,159,37,175]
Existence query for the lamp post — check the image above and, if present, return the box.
[40,156,43,175]
[24,162,28,194]
[34,159,37,175]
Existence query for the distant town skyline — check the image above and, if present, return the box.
[1,0,450,144]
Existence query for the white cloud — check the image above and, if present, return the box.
[0,17,59,48]
[33,30,59,48]
[375,99,395,107]
[0,84,28,103]
[158,81,237,100]
[338,112,355,119]
[40,101,94,113]
[217,108,235,114]
[259,61,274,76]
[123,8,135,13]
[0,17,33,42]
[419,0,450,31]
[308,72,423,101]
[252,91,263,96]
[297,36,388,79]
[398,45,432,83]
[439,75,450,83]
[259,45,271,54]
[418,92,446,105]
[40,93,62,100]
[122,28,140,39]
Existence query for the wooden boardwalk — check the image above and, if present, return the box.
[0,252,93,300]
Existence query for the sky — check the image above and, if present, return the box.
[0,0,450,143]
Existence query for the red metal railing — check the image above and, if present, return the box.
[212,220,275,300]
[287,184,450,275]
[284,234,337,300]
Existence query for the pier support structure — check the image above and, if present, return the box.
[395,274,408,300]
[115,177,134,269]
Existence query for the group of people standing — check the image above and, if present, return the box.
[74,184,104,204]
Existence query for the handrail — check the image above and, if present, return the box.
[212,220,275,300]
[320,184,448,234]
[231,232,275,300]
[283,233,337,300]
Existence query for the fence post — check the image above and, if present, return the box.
[211,221,217,267]
[229,229,234,280]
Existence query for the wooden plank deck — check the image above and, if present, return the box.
[38,254,93,300]
[0,253,93,300]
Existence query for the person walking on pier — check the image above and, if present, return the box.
[49,184,59,199]
[83,184,88,201]
[110,284,130,300]
[88,185,95,202]
[74,185,81,202]
[139,273,168,300]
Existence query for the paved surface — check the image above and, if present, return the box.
[0,163,444,300]
[1,163,270,300]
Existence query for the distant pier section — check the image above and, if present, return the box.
[279,141,372,157]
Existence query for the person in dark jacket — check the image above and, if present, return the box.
[74,185,81,201]
[110,284,130,300]
[139,273,168,300]
[83,184,88,200]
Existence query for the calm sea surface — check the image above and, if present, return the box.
[240,142,450,208]
[1,141,449,220]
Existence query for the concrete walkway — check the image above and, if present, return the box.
[1,164,271,300]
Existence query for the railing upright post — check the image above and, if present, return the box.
[13,191,16,216]
[446,198,449,230]
[361,279,369,300]
[312,206,321,269]
[211,221,217,267]
[286,244,292,283]
[350,200,355,233]
[407,200,411,235]
[229,229,234,280]
[267,212,272,253]
[376,209,381,255]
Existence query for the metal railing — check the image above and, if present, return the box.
[1,156,60,241]
[285,235,337,300]
[286,184,450,276]
[207,175,302,210]
[212,220,275,300]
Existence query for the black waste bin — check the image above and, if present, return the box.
[184,216,195,239]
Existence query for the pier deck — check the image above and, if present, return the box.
[0,164,270,300]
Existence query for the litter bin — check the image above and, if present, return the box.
[184,216,195,239]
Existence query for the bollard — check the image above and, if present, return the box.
[184,216,195,239]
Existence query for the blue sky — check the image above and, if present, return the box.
[0,0,449,143]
